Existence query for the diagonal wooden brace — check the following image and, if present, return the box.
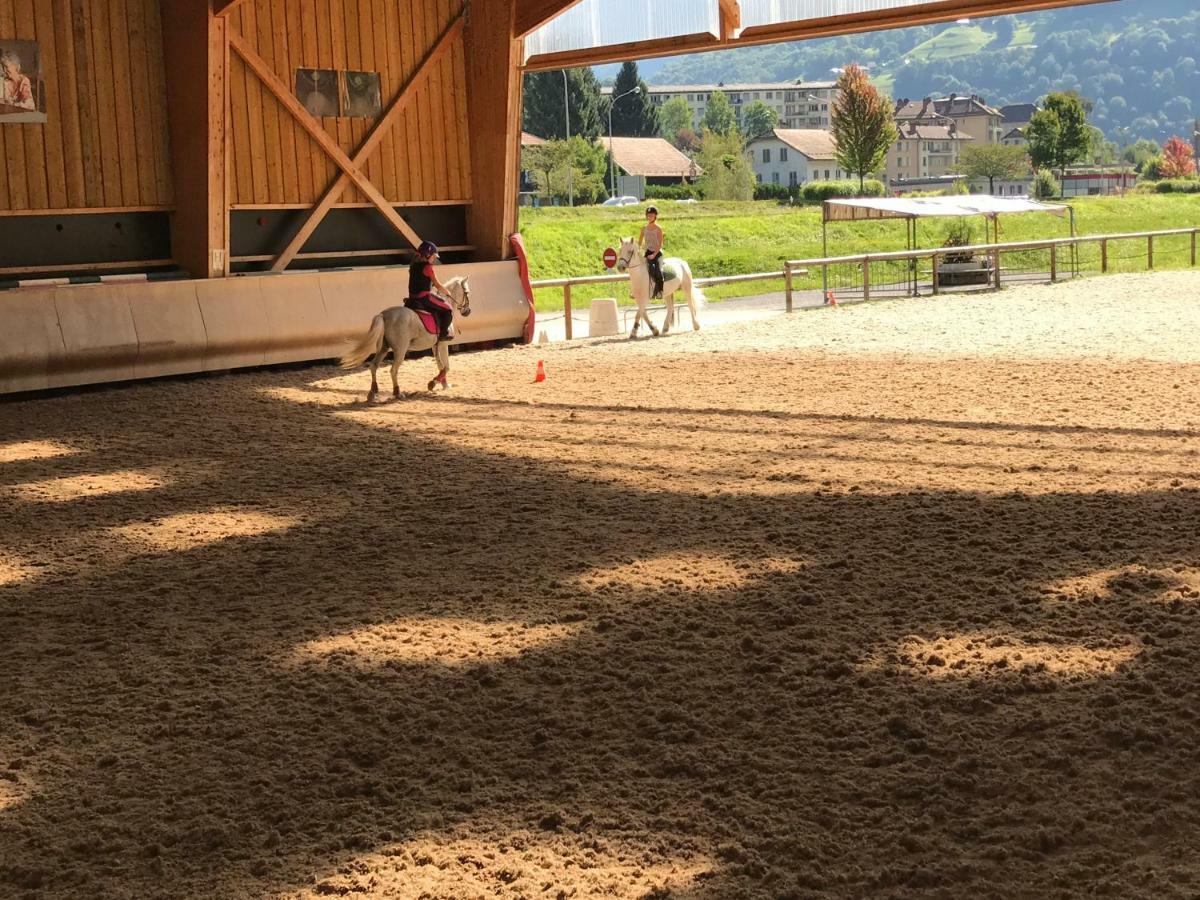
[229,31,428,262]
[268,11,465,272]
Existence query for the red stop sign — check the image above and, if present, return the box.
[603,247,618,269]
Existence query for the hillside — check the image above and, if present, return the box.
[646,0,1197,143]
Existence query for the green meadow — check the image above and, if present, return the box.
[517,194,1200,311]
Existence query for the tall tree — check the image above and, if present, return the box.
[658,97,694,146]
[830,63,897,192]
[1160,135,1197,178]
[954,144,1030,194]
[1026,91,1091,181]
[695,129,754,200]
[741,100,779,140]
[608,61,658,137]
[701,90,738,136]
[522,68,605,142]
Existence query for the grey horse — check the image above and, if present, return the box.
[339,276,471,401]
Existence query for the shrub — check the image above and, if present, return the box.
[1033,169,1060,199]
[941,219,978,263]
[645,184,699,200]
[753,182,791,201]
[800,179,886,203]
[1152,178,1200,194]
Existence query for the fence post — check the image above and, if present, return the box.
[1101,238,1108,273]
[784,263,793,313]
[862,256,870,302]
[1050,244,1057,282]
[932,252,940,295]
[992,247,1001,289]
[1192,229,1197,267]
[1148,235,1154,270]
[563,282,573,340]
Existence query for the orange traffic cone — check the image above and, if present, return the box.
[534,360,546,383]
[825,289,838,307]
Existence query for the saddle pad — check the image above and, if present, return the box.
[403,299,440,335]
[661,264,679,283]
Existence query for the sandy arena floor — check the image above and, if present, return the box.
[2,271,1200,899]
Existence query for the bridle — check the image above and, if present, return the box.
[616,241,644,272]
[439,277,472,318]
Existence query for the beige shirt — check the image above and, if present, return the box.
[640,223,663,254]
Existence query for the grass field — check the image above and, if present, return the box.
[519,195,1200,311]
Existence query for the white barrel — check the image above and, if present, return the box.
[588,297,620,337]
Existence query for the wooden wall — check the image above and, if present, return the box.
[226,0,471,208]
[0,0,173,213]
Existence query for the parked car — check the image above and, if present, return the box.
[601,195,641,207]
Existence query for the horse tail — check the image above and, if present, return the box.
[339,314,385,369]
[682,262,707,308]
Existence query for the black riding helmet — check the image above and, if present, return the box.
[646,205,659,215]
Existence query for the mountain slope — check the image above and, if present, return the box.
[645,0,1197,142]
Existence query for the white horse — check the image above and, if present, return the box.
[339,276,472,401]
[616,237,703,338]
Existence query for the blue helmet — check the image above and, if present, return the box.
[417,240,439,258]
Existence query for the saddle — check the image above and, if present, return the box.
[403,297,448,337]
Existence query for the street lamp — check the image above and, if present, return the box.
[607,86,640,198]
[562,70,573,206]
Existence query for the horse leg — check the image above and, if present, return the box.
[662,289,675,335]
[368,344,387,402]
[428,342,449,391]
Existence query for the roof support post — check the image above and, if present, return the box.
[161,0,228,278]
[465,0,523,260]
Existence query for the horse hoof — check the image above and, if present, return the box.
[693,323,701,331]
[427,380,437,391]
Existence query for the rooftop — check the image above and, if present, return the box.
[749,128,837,160]
[895,94,1001,120]
[601,81,837,95]
[599,136,700,178]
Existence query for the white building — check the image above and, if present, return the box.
[602,81,838,131]
[745,129,845,188]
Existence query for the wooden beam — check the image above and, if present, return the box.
[465,0,522,261]
[161,0,228,278]
[718,0,740,42]
[270,11,466,272]
[212,0,248,17]
[513,0,585,39]
[523,0,1112,70]
[228,31,424,255]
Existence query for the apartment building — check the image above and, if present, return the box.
[886,121,972,185]
[603,81,838,131]
[894,94,1004,145]
[745,129,845,187]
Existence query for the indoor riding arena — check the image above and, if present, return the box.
[3,0,1198,897]
[4,270,1200,897]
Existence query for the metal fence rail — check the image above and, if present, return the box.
[530,227,1198,339]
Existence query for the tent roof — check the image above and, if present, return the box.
[824,196,1070,223]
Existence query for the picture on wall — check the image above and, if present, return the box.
[295,68,340,117]
[1,39,47,123]
[342,70,382,118]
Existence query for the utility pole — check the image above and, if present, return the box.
[562,69,573,207]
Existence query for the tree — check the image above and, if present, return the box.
[1160,136,1197,178]
[1025,91,1091,180]
[701,90,738,136]
[830,63,897,192]
[522,68,605,142]
[658,97,694,147]
[695,129,754,200]
[955,144,1031,194]
[740,100,779,140]
[608,61,658,137]
[1123,138,1161,170]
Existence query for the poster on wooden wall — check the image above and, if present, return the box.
[343,71,382,118]
[1,39,46,123]
[295,68,340,118]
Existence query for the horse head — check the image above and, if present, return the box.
[447,275,472,318]
[616,238,638,273]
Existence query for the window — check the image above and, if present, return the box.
[762,148,771,163]
[824,169,830,179]
[766,92,773,99]
[789,171,798,187]
[780,147,788,162]
[753,92,760,99]
[687,94,693,101]
[772,171,780,184]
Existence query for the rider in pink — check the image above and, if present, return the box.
[407,241,454,341]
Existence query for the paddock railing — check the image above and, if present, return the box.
[531,227,1198,339]
[531,270,805,340]
[786,227,1199,304]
